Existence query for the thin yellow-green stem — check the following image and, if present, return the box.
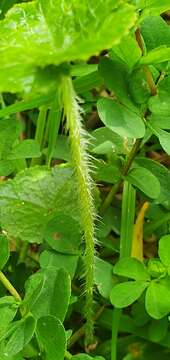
[0,271,21,302]
[61,76,96,346]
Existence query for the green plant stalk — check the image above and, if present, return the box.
[0,271,21,302]
[120,181,136,258]
[61,76,96,346]
[31,105,47,166]
[46,90,62,166]
[111,181,136,360]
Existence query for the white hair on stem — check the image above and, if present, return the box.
[61,76,96,346]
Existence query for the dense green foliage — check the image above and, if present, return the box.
[0,0,169,359]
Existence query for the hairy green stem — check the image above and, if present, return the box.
[61,76,96,346]
[0,271,21,302]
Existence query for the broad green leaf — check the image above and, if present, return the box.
[148,123,170,155]
[134,157,170,207]
[0,296,19,328]
[0,165,80,243]
[141,46,170,65]
[0,0,136,94]
[36,316,66,360]
[149,93,170,116]
[141,16,170,51]
[94,257,117,299]
[0,118,20,160]
[158,235,170,267]
[99,57,137,111]
[24,267,71,321]
[141,0,170,17]
[39,250,78,279]
[111,33,142,70]
[2,315,36,357]
[44,214,81,255]
[126,166,160,199]
[148,74,170,116]
[145,279,170,319]
[0,235,9,270]
[110,281,148,308]
[0,160,15,177]
[113,257,150,281]
[149,114,170,130]
[148,318,168,342]
[128,67,151,105]
[7,140,41,160]
[97,98,145,139]
[71,64,98,77]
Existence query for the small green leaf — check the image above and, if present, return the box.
[8,140,41,160]
[93,160,121,184]
[141,46,170,65]
[99,57,137,111]
[111,33,142,70]
[39,250,78,279]
[3,315,36,357]
[44,214,81,255]
[0,165,80,243]
[0,160,15,177]
[36,316,66,360]
[148,123,170,155]
[135,157,170,207]
[24,267,71,321]
[128,67,151,105]
[0,235,9,270]
[147,258,166,278]
[126,166,160,199]
[141,16,170,51]
[94,257,117,299]
[0,296,19,328]
[110,281,148,308]
[145,279,170,319]
[140,0,170,18]
[158,235,170,267]
[89,127,128,155]
[114,257,150,281]
[97,98,145,139]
